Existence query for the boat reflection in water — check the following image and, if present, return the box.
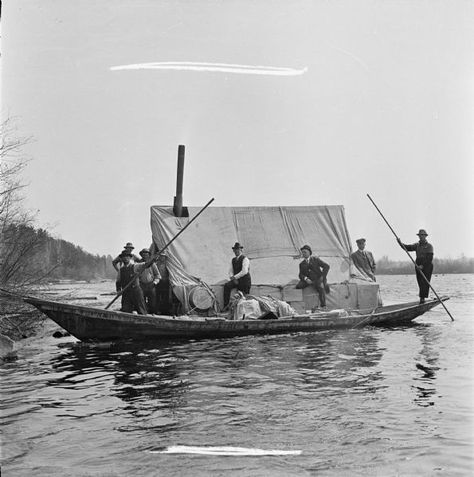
[45,325,397,422]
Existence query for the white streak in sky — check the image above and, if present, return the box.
[150,445,302,456]
[328,44,369,71]
[110,61,308,76]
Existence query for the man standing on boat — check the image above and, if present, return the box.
[351,238,376,281]
[397,229,434,304]
[154,253,173,314]
[296,245,330,309]
[223,242,251,309]
[137,248,161,314]
[115,250,148,314]
[112,242,141,272]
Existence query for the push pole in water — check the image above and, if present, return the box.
[367,193,454,321]
[105,197,215,310]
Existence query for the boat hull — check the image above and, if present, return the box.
[24,296,449,342]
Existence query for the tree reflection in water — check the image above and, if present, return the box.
[47,329,389,405]
[43,326,409,444]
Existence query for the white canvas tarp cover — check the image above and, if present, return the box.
[150,205,356,287]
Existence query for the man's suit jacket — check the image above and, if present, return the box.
[299,256,330,282]
[350,249,376,279]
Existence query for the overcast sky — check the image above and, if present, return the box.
[2,1,473,260]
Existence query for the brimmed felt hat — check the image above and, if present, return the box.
[300,244,312,254]
[356,238,366,244]
[416,229,428,236]
[123,242,134,249]
[120,250,133,258]
[232,242,244,249]
[139,248,150,255]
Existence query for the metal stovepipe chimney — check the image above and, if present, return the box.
[173,145,185,217]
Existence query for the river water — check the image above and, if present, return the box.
[1,274,473,476]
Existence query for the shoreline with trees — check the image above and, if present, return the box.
[0,117,116,347]
[376,255,474,275]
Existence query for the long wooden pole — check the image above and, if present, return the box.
[367,193,454,321]
[105,197,214,310]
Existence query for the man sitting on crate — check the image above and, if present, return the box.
[296,244,330,309]
[223,242,251,309]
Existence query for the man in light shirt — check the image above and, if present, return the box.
[223,242,251,308]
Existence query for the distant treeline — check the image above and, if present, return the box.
[2,224,473,290]
[0,223,117,288]
[376,255,474,275]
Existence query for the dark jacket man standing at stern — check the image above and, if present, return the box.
[223,242,251,308]
[296,245,330,308]
[397,229,434,304]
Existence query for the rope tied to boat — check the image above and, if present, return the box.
[351,308,377,329]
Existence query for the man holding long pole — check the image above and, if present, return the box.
[367,193,453,321]
[397,229,434,304]
[367,194,454,321]
[115,250,148,314]
[105,198,214,311]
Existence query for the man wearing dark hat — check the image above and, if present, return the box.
[351,238,376,281]
[112,242,141,272]
[138,248,161,314]
[115,250,148,314]
[296,245,330,308]
[223,242,251,308]
[397,229,434,304]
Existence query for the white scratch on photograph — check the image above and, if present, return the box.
[150,445,303,456]
[110,61,308,76]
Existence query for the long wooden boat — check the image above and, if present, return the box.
[24,296,448,342]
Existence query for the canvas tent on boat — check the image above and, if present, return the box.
[150,205,379,312]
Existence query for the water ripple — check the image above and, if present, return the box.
[1,275,473,476]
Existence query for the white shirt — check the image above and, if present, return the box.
[139,263,161,285]
[228,256,250,279]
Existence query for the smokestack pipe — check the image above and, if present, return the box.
[173,144,185,217]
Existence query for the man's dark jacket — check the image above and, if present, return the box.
[298,256,330,282]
